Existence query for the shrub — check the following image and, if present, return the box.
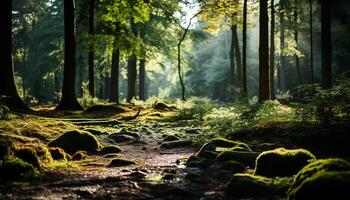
[48,130,101,154]
[254,148,316,177]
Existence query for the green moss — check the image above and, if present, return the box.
[0,137,12,160]
[32,144,53,164]
[48,130,101,154]
[287,158,350,199]
[14,147,40,168]
[108,158,136,167]
[84,128,106,136]
[254,148,316,178]
[0,157,38,182]
[49,147,68,161]
[72,151,87,161]
[186,159,215,169]
[220,161,246,173]
[288,171,350,200]
[99,145,122,155]
[216,151,259,167]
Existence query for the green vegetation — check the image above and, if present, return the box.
[48,130,101,154]
[72,151,87,161]
[49,147,69,161]
[254,148,316,178]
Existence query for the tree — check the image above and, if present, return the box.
[270,0,276,100]
[259,0,270,102]
[56,0,83,110]
[109,42,120,103]
[127,19,138,103]
[242,0,248,97]
[88,0,95,97]
[294,0,301,85]
[321,0,332,89]
[279,0,287,93]
[309,0,314,83]
[0,0,28,110]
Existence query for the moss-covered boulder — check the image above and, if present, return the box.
[49,147,68,161]
[287,158,350,199]
[99,145,122,155]
[196,138,251,159]
[108,158,136,167]
[287,171,350,200]
[14,147,40,168]
[219,161,246,173]
[160,140,192,149]
[186,159,215,169]
[72,151,87,161]
[216,151,259,167]
[226,173,291,199]
[48,130,101,154]
[254,148,316,177]
[0,157,37,181]
[163,135,180,142]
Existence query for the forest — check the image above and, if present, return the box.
[0,0,350,199]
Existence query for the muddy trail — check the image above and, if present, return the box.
[0,108,229,200]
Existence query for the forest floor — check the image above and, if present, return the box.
[0,104,350,199]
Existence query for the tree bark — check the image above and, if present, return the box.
[56,0,82,110]
[139,58,146,100]
[279,0,287,93]
[294,1,301,85]
[229,26,236,94]
[270,0,276,100]
[242,0,248,97]
[109,48,119,103]
[127,20,137,103]
[309,0,314,83]
[233,25,243,98]
[0,0,28,110]
[321,0,332,89]
[88,0,95,97]
[259,0,270,102]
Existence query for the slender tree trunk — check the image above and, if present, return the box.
[242,0,248,97]
[309,0,314,83]
[279,0,287,93]
[294,1,301,85]
[88,0,95,97]
[177,44,186,101]
[56,0,82,110]
[270,0,276,100]
[233,25,243,98]
[229,26,236,93]
[109,48,119,103]
[0,0,27,110]
[139,58,146,100]
[127,54,137,102]
[259,0,270,102]
[321,0,332,89]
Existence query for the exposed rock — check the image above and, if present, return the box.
[108,158,136,167]
[159,140,192,149]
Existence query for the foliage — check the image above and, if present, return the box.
[0,104,10,120]
[171,97,214,121]
[78,81,99,108]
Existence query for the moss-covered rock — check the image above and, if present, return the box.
[219,161,246,173]
[216,151,259,167]
[48,130,101,154]
[49,147,68,161]
[99,145,122,155]
[160,140,192,149]
[108,158,136,167]
[186,159,215,169]
[84,128,106,136]
[0,137,12,160]
[254,148,316,178]
[0,157,37,181]
[14,147,40,168]
[287,171,350,200]
[287,158,350,199]
[163,135,180,142]
[72,151,87,161]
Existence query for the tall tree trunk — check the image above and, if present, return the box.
[0,0,27,110]
[259,0,270,102]
[127,54,137,102]
[229,26,236,95]
[270,0,276,100]
[56,0,82,110]
[88,0,95,97]
[233,25,243,98]
[279,0,287,93]
[109,48,119,103]
[321,0,332,89]
[294,1,301,85]
[139,58,146,100]
[309,0,314,83]
[242,0,248,97]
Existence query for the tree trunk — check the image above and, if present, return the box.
[321,0,332,89]
[233,25,243,98]
[309,0,314,83]
[279,0,287,93]
[127,54,137,102]
[0,0,28,110]
[88,0,95,97]
[56,0,82,110]
[270,0,276,100]
[139,58,146,100]
[109,48,119,103]
[259,0,270,102]
[229,26,236,95]
[294,1,301,85]
[242,0,248,97]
